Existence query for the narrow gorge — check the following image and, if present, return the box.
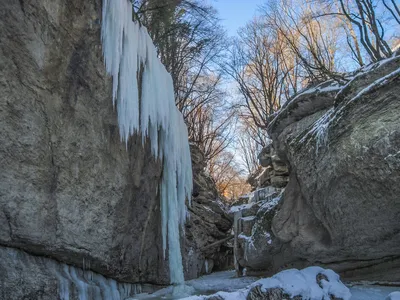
[1,0,400,300]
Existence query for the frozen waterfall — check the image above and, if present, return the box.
[101,0,192,287]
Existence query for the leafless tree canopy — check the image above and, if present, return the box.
[131,0,399,200]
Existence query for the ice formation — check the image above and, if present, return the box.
[58,264,141,300]
[101,0,192,286]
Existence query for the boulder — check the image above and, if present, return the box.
[236,196,287,274]
[246,267,351,300]
[251,147,289,191]
[266,56,400,281]
[258,144,273,167]
[271,155,289,175]
[257,168,272,187]
[182,267,351,300]
[270,176,289,188]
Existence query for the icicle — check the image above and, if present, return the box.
[101,0,193,288]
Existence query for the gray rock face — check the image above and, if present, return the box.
[183,145,233,278]
[0,0,230,295]
[250,146,289,190]
[0,245,159,300]
[0,0,171,285]
[264,57,400,281]
[258,145,273,167]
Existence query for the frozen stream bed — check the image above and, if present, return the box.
[131,270,400,300]
[349,285,400,299]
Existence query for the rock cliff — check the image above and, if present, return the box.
[0,0,230,298]
[0,0,171,286]
[183,145,233,278]
[235,55,400,282]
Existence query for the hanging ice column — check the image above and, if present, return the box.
[101,0,193,286]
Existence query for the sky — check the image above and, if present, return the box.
[211,0,265,37]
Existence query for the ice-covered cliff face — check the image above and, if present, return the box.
[101,0,193,285]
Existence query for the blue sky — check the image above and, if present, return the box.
[211,0,265,37]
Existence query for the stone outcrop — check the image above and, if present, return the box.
[232,194,285,277]
[249,144,289,191]
[244,55,400,281]
[246,267,351,300]
[184,145,233,277]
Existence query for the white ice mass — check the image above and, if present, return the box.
[101,0,193,286]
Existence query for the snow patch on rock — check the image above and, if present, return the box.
[181,267,350,300]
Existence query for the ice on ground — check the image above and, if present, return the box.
[349,285,400,300]
[129,270,400,300]
[186,270,258,294]
[387,291,400,300]
[131,271,257,300]
[183,289,248,300]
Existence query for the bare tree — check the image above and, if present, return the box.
[336,0,393,61]
[265,0,347,83]
[208,151,250,200]
[224,18,301,128]
[186,99,235,163]
[135,0,226,116]
[383,0,400,25]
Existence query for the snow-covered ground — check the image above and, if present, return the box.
[130,271,257,300]
[185,270,258,294]
[349,285,400,300]
[129,270,400,300]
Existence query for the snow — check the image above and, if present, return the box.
[238,233,251,240]
[257,194,281,212]
[184,289,249,300]
[349,285,400,300]
[252,267,351,300]
[269,79,341,127]
[229,202,255,213]
[128,269,400,300]
[265,232,272,245]
[101,0,192,287]
[241,216,256,221]
[297,64,400,155]
[387,291,400,300]
[178,268,352,300]
[299,108,334,154]
[385,151,400,160]
[349,67,400,102]
[186,270,258,294]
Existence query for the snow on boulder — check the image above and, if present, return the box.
[247,267,351,300]
[182,267,350,300]
[387,291,400,300]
